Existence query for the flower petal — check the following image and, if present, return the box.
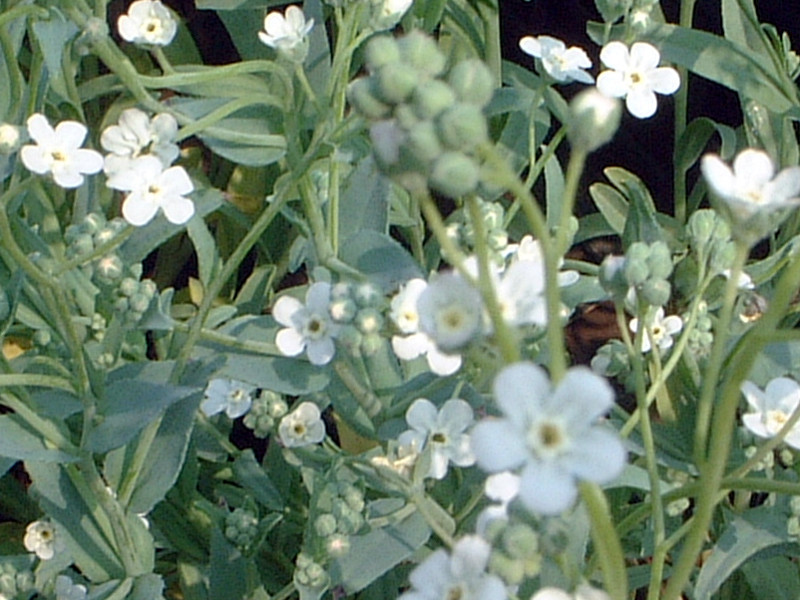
[519,35,543,58]
[493,361,550,421]
[549,367,614,425]
[122,193,159,226]
[599,41,630,71]
[439,399,474,433]
[406,398,438,432]
[701,155,736,198]
[650,67,681,95]
[596,70,628,99]
[471,419,528,472]
[518,459,577,514]
[276,327,306,356]
[566,427,627,484]
[272,295,303,327]
[625,88,658,119]
[629,42,661,70]
[733,149,774,185]
[306,336,335,365]
[161,196,195,225]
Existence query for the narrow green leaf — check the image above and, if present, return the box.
[589,182,628,235]
[0,416,77,463]
[231,450,284,512]
[187,215,219,287]
[338,156,390,242]
[340,230,423,293]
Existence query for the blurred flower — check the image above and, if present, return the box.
[117,0,177,46]
[567,88,622,151]
[519,35,594,84]
[741,377,800,449]
[596,41,680,118]
[274,282,340,365]
[629,307,683,353]
[20,114,103,188]
[258,5,314,63]
[370,0,414,31]
[531,585,610,600]
[399,535,507,600]
[398,398,475,479]
[106,155,194,226]
[23,520,62,560]
[417,272,483,352]
[55,575,87,600]
[476,471,521,534]
[201,378,256,419]
[701,149,800,220]
[0,122,21,155]
[279,401,326,447]
[101,108,179,175]
[471,362,626,515]
[390,278,462,375]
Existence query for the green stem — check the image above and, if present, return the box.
[581,482,628,600]
[673,0,696,223]
[476,0,502,87]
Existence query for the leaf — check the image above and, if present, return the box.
[741,555,800,600]
[338,156,390,243]
[695,508,800,600]
[0,415,78,463]
[674,117,737,173]
[86,380,199,453]
[196,0,287,9]
[589,182,628,235]
[31,11,80,109]
[209,528,250,600]
[231,450,284,512]
[544,152,565,228]
[340,230,423,293]
[187,216,220,287]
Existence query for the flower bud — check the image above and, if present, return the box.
[374,62,418,104]
[0,123,22,155]
[568,88,622,152]
[436,103,488,150]
[364,35,401,70]
[398,31,446,78]
[429,152,480,198]
[639,278,671,307]
[71,233,95,257]
[129,292,152,313]
[329,297,357,323]
[355,307,384,334]
[645,241,673,280]
[347,78,392,120]
[119,277,139,297]
[687,208,716,251]
[411,80,457,120]
[95,254,124,281]
[402,121,443,169]
[360,332,384,356]
[314,513,337,537]
[448,59,495,107]
[623,258,649,287]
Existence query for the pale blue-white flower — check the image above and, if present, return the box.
[201,378,256,419]
[596,41,679,119]
[101,108,179,175]
[398,398,475,479]
[519,35,594,84]
[629,307,683,353]
[532,585,610,600]
[417,272,483,352]
[258,6,314,63]
[399,535,507,600]
[274,282,340,365]
[118,0,177,46]
[279,401,326,448]
[471,362,626,515]
[21,114,103,189]
[741,377,800,449]
[23,520,62,560]
[55,575,88,600]
[476,471,521,534]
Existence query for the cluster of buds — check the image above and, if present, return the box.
[590,338,636,391]
[293,552,328,592]
[113,266,158,324]
[600,240,673,307]
[328,281,387,357]
[224,507,260,551]
[312,480,367,560]
[347,31,494,198]
[445,198,509,263]
[684,301,713,358]
[242,390,289,438]
[0,561,35,598]
[482,519,542,586]
[686,209,736,277]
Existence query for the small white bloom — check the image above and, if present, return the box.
[258,6,314,63]
[20,114,103,188]
[399,535,507,600]
[476,471,521,534]
[701,149,800,220]
[398,398,475,480]
[417,272,483,352]
[23,520,62,560]
[274,282,340,365]
[201,378,256,419]
[519,35,594,84]
[596,41,680,119]
[629,307,683,353]
[55,575,88,600]
[370,0,414,31]
[531,585,610,600]
[390,279,462,375]
[279,401,326,447]
[741,377,800,449]
[0,122,21,154]
[106,155,195,226]
[471,362,626,515]
[101,108,179,174]
[118,0,177,46]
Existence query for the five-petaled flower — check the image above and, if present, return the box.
[23,520,62,560]
[741,377,800,449]
[596,41,680,119]
[398,398,476,480]
[101,108,179,175]
[201,378,257,419]
[21,113,103,189]
[279,401,326,448]
[471,362,626,515]
[106,155,195,226]
[118,0,178,46]
[519,35,594,84]
[258,5,314,63]
[629,307,683,353]
[274,282,339,365]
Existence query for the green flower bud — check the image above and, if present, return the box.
[314,513,338,537]
[709,241,735,274]
[687,209,716,251]
[646,242,673,280]
[568,88,622,152]
[374,62,418,104]
[448,59,495,107]
[411,80,457,120]
[33,329,52,346]
[119,277,139,297]
[429,151,479,198]
[402,121,443,169]
[114,297,130,312]
[436,103,488,150]
[326,533,350,558]
[337,325,363,355]
[331,281,352,300]
[129,292,152,313]
[489,554,525,586]
[72,233,95,257]
[95,254,124,281]
[355,307,384,334]
[329,297,357,323]
[353,282,381,307]
[482,202,505,230]
[623,258,649,287]
[83,212,107,235]
[501,523,539,559]
[598,255,629,297]
[347,78,392,120]
[364,35,401,70]
[639,278,671,306]
[398,31,446,78]
[487,229,508,252]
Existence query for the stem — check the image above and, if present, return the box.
[673,0,696,223]
[581,482,628,600]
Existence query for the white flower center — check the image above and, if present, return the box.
[142,18,163,38]
[527,418,568,457]
[627,70,645,88]
[50,149,68,163]
[445,583,468,600]
[766,409,790,434]
[437,306,469,334]
[304,314,327,339]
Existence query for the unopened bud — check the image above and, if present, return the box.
[0,123,22,155]
[398,31,446,78]
[448,59,495,107]
[429,152,479,198]
[568,88,621,152]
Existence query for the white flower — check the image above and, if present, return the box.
[399,535,507,600]
[471,362,626,515]
[279,401,326,447]
[273,282,340,365]
[0,122,21,154]
[476,471,521,534]
[106,155,195,226]
[390,279,462,375]
[118,0,177,46]
[531,585,610,600]
[701,149,800,220]
[519,35,594,84]
[417,272,483,352]
[370,0,414,31]
[258,6,314,62]
[629,307,683,353]
[741,378,800,449]
[201,378,256,419]
[20,114,103,188]
[101,108,179,175]
[596,41,680,119]
[55,575,88,600]
[23,520,62,560]
[397,398,475,480]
